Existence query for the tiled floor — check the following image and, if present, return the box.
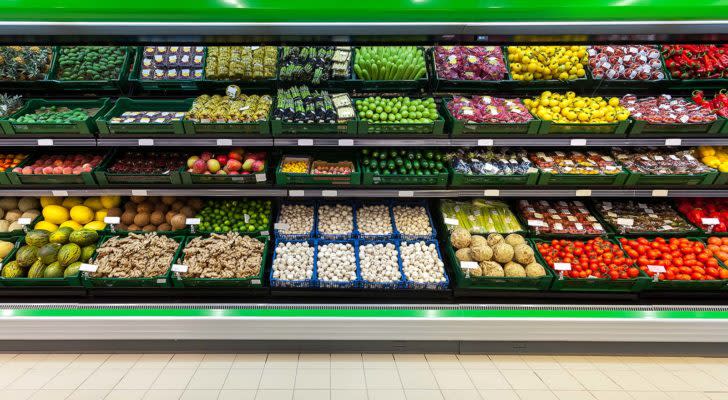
[1,353,728,400]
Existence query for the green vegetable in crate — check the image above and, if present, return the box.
[196,199,272,233]
[10,106,92,124]
[0,46,53,81]
[1,261,23,278]
[69,229,99,246]
[64,261,82,278]
[57,243,81,267]
[43,262,63,278]
[27,259,45,278]
[56,46,126,81]
[15,245,38,268]
[440,199,522,234]
[38,243,61,265]
[25,229,50,247]
[360,148,446,176]
[354,46,426,80]
[49,227,73,244]
[357,97,438,124]
[81,245,96,262]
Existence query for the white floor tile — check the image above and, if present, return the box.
[259,369,296,390]
[679,370,728,391]
[28,389,74,400]
[264,355,298,369]
[398,368,438,389]
[36,354,80,370]
[329,354,362,369]
[500,370,547,390]
[186,369,229,390]
[66,389,110,400]
[586,356,629,371]
[0,367,30,389]
[114,368,163,390]
[553,391,597,400]
[590,390,635,400]
[637,370,693,392]
[368,389,406,400]
[8,354,49,369]
[151,368,197,390]
[294,368,330,389]
[0,353,18,365]
[467,369,511,390]
[297,354,330,369]
[68,355,110,369]
[0,389,36,400]
[293,389,329,400]
[364,368,402,389]
[104,389,146,400]
[425,354,461,369]
[524,356,563,370]
[254,390,293,400]
[666,392,711,400]
[362,354,395,369]
[568,370,620,391]
[457,355,496,370]
[9,368,62,389]
[79,369,127,390]
[232,355,267,369]
[404,389,444,400]
[331,389,367,400]
[629,392,670,400]
[432,368,474,390]
[478,389,518,400]
[554,356,594,370]
[143,389,184,400]
[602,370,657,391]
[223,369,263,390]
[44,369,96,390]
[218,390,257,400]
[516,390,559,400]
[489,355,530,370]
[537,370,584,391]
[394,354,427,369]
[179,389,219,400]
[166,355,204,369]
[199,354,235,369]
[330,368,365,389]
[101,354,141,369]
[135,355,172,369]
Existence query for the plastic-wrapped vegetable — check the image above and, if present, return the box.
[206,46,278,80]
[588,45,664,80]
[447,96,533,124]
[434,46,506,81]
[620,94,717,124]
[613,147,715,175]
[446,148,533,176]
[595,200,695,234]
[530,150,623,175]
[273,86,349,124]
[279,46,350,84]
[518,200,605,235]
[441,199,522,234]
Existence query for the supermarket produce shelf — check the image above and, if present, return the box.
[1,303,727,343]
[273,137,728,147]
[97,137,274,147]
[0,137,97,147]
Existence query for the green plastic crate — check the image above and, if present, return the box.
[623,170,718,186]
[6,151,107,186]
[443,98,540,137]
[629,119,725,137]
[94,150,184,186]
[538,120,630,136]
[169,234,268,288]
[0,236,83,287]
[129,46,206,90]
[0,47,57,91]
[429,47,511,92]
[47,46,134,91]
[362,169,448,186]
[96,98,192,135]
[713,173,728,185]
[180,165,268,185]
[82,233,184,288]
[276,155,360,186]
[502,45,591,90]
[531,238,650,292]
[0,98,112,136]
[355,98,445,136]
[183,119,270,135]
[537,170,629,186]
[351,46,430,92]
[450,167,540,186]
[270,119,357,136]
[595,203,702,237]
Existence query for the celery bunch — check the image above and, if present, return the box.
[440,199,522,234]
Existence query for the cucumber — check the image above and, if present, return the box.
[414,67,426,80]
[354,64,365,80]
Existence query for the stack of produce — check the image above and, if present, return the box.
[697,146,728,172]
[621,236,728,281]
[506,46,588,81]
[271,241,314,283]
[588,45,664,80]
[524,91,629,123]
[186,92,272,123]
[273,86,354,123]
[181,233,265,279]
[109,111,186,124]
[280,156,354,176]
[354,46,426,80]
[186,148,265,175]
[621,94,718,124]
[356,96,439,124]
[205,46,277,80]
[707,237,728,267]
[518,199,605,235]
[530,150,623,175]
[448,148,533,176]
[359,242,400,284]
[317,203,354,238]
[90,232,179,279]
[107,151,186,175]
[118,196,203,232]
[140,45,204,80]
[12,153,104,176]
[37,196,120,232]
[0,197,41,233]
[691,90,728,118]
[393,204,432,238]
[279,46,351,83]
[0,228,98,279]
[9,106,96,124]
[195,199,271,234]
[400,240,447,286]
[0,46,53,80]
[441,199,523,234]
[447,96,533,124]
[451,230,546,278]
[56,46,126,80]
[537,237,639,280]
[0,153,28,172]
[360,149,446,177]
[356,203,394,237]
[317,242,357,284]
[594,200,695,233]
[433,46,507,80]
[662,44,728,79]
[0,94,23,117]
[275,204,314,237]
[677,198,728,232]
[613,148,715,175]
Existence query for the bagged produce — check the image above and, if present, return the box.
[447,148,533,176]
[447,96,532,124]
[621,94,717,124]
[530,150,622,175]
[273,86,353,124]
[613,147,714,175]
[440,199,522,234]
[206,46,277,80]
[595,200,695,234]
[588,45,664,80]
[186,92,271,123]
[279,46,351,83]
[518,199,604,235]
[140,45,204,80]
[434,46,506,81]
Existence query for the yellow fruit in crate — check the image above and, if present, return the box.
[703,156,720,168]
[83,197,104,211]
[84,221,106,231]
[40,196,62,208]
[59,220,83,230]
[70,205,94,225]
[61,197,83,208]
[720,163,728,173]
[35,221,58,232]
[100,195,121,209]
[699,146,716,157]
[95,210,108,222]
[42,205,69,225]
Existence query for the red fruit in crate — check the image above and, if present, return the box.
[216,170,227,175]
[52,159,63,167]
[41,166,53,174]
[192,159,207,174]
[20,167,32,174]
[81,163,93,173]
[228,151,242,161]
[215,155,228,165]
[33,167,43,174]
[242,158,254,171]
[186,156,199,168]
[207,159,221,173]
[226,159,242,172]
[62,167,73,175]
[52,166,62,174]
[252,160,265,172]
[11,167,20,173]
[73,166,82,175]
[228,170,239,175]
[241,171,250,175]
[200,152,213,161]
[230,147,244,156]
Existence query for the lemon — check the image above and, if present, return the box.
[35,221,58,232]
[70,205,94,225]
[40,196,62,208]
[720,163,728,173]
[60,220,83,230]
[84,221,107,231]
[608,97,620,107]
[42,205,69,225]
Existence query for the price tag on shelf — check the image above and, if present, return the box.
[37,139,54,146]
[171,264,189,273]
[297,139,314,146]
[444,218,459,225]
[274,223,290,231]
[477,139,494,146]
[79,264,98,273]
[398,191,414,198]
[17,217,32,226]
[570,138,587,146]
[702,218,720,226]
[51,190,68,197]
[617,218,634,226]
[648,265,666,273]
[104,216,121,224]
[651,189,669,197]
[665,138,682,146]
[131,189,148,196]
[289,190,305,197]
[460,261,480,270]
[483,189,500,197]
[251,279,261,285]
[156,278,167,284]
[527,219,546,227]
[216,139,233,146]
[255,173,267,182]
[575,189,592,197]
[321,190,338,197]
[338,139,354,146]
[138,139,154,146]
[185,218,200,226]
[554,263,572,271]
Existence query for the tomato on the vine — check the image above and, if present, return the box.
[536,237,637,280]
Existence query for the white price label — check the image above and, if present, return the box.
[289,190,305,197]
[37,139,54,146]
[617,218,634,226]
[156,278,167,284]
[255,173,267,182]
[79,263,98,273]
[570,138,587,146]
[648,265,666,273]
[297,139,314,146]
[338,139,354,146]
[244,214,250,223]
[17,217,32,225]
[274,223,290,230]
[483,189,500,197]
[477,139,494,146]
[703,218,721,225]
[216,139,233,146]
[321,190,338,197]
[575,189,592,197]
[104,216,121,224]
[251,279,261,285]
[398,191,414,198]
[51,190,68,197]
[460,261,480,270]
[527,219,546,227]
[665,138,682,146]
[138,138,155,146]
[575,222,584,230]
[652,189,669,197]
[171,264,189,273]
[554,263,572,271]
[131,189,148,196]
[444,218,459,225]
[185,218,201,225]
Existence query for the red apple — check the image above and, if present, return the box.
[52,166,63,174]
[42,166,53,174]
[252,160,265,172]
[226,159,242,172]
[200,152,213,161]
[11,167,21,173]
[186,156,199,168]
[192,159,208,174]
[230,147,244,156]
[216,170,227,175]
[81,163,93,173]
[33,167,43,175]
[73,166,82,175]
[216,154,228,165]
[242,158,255,171]
[228,170,240,175]
[228,151,242,161]
[21,167,32,175]
[62,167,73,175]
[207,159,221,173]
